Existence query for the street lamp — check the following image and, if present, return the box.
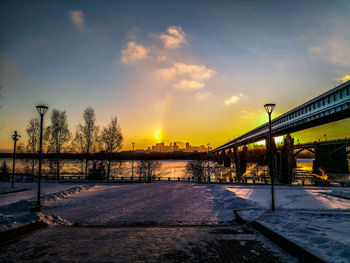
[36,105,48,211]
[207,143,210,182]
[264,103,276,212]
[11,131,21,188]
[131,142,135,180]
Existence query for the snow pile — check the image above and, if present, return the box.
[0,185,96,231]
[41,185,97,206]
[0,212,72,231]
[38,213,72,226]
[239,209,350,263]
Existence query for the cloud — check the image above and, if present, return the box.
[309,38,350,67]
[224,93,244,105]
[157,62,215,81]
[121,41,148,64]
[160,26,186,48]
[156,62,215,91]
[174,80,205,90]
[335,74,350,84]
[196,92,212,101]
[69,10,85,30]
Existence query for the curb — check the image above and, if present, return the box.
[321,192,350,200]
[0,221,47,247]
[233,210,326,263]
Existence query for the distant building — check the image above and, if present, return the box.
[148,141,211,152]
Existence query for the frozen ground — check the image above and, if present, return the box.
[0,182,92,206]
[224,185,350,263]
[0,182,291,262]
[0,182,349,262]
[0,183,96,231]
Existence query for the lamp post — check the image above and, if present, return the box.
[11,131,20,188]
[36,105,48,211]
[264,103,276,212]
[207,143,210,182]
[131,142,135,180]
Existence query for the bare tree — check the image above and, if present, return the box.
[25,118,40,175]
[137,159,161,181]
[80,107,99,176]
[45,109,71,180]
[186,160,206,182]
[211,163,225,182]
[101,117,123,179]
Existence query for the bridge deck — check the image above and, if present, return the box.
[212,81,350,153]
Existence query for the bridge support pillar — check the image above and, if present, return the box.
[276,134,295,184]
[313,144,349,174]
[215,152,223,165]
[233,146,247,182]
[223,150,231,167]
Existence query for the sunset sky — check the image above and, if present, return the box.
[1,0,350,151]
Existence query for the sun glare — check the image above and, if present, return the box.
[155,129,162,141]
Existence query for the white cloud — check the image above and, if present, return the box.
[196,92,212,100]
[157,62,215,81]
[160,26,186,48]
[224,93,244,105]
[121,41,148,64]
[69,10,85,30]
[156,62,215,91]
[174,80,205,90]
[335,74,350,84]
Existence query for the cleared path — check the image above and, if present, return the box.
[0,183,293,262]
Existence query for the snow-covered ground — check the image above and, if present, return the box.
[1,182,349,262]
[0,182,96,231]
[224,185,350,263]
[0,182,93,206]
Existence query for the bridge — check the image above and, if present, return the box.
[211,81,350,182]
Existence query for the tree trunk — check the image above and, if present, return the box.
[85,158,88,178]
[107,155,111,180]
[57,159,60,182]
[31,158,35,175]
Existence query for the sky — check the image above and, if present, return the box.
[1,0,350,151]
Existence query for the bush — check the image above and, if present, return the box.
[137,159,161,181]
[0,161,10,181]
[87,161,106,180]
[186,160,206,182]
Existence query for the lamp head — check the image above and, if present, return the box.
[36,105,48,116]
[132,142,135,147]
[264,103,276,114]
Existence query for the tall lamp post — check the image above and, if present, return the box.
[36,105,48,211]
[131,142,135,180]
[264,103,276,212]
[207,143,210,182]
[11,131,21,188]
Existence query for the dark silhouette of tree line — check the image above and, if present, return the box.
[7,107,123,180]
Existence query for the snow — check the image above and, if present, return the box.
[224,185,350,210]
[226,185,350,263]
[1,181,349,262]
[0,182,94,206]
[41,183,238,225]
[0,184,97,231]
